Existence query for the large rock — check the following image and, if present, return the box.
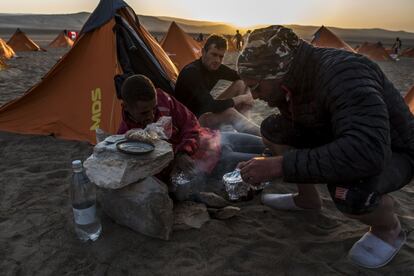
[100,177,174,240]
[173,201,210,231]
[84,137,173,189]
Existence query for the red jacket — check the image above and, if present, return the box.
[118,89,221,173]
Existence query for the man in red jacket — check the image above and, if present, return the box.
[117,74,264,180]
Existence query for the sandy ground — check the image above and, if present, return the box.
[1,41,414,275]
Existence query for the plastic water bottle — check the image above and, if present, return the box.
[71,160,102,241]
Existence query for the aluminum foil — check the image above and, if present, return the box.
[171,171,191,187]
[170,171,192,201]
[222,169,250,201]
[222,169,270,199]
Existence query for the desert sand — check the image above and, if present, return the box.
[1,38,414,275]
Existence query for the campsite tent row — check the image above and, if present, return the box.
[161,24,413,65]
[0,0,178,143]
[2,21,413,66]
[0,0,413,143]
[1,28,76,57]
[311,26,393,61]
[311,26,414,61]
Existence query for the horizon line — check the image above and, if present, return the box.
[0,12,413,34]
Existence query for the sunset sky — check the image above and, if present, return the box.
[2,0,414,32]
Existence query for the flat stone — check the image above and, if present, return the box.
[173,201,210,231]
[194,192,229,208]
[84,136,173,189]
[99,177,173,240]
[208,206,240,220]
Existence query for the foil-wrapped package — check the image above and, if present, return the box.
[222,169,250,201]
[170,171,195,201]
[171,171,191,188]
[222,169,271,199]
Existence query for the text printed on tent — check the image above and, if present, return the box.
[90,88,102,131]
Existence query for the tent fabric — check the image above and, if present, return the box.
[0,0,178,144]
[356,42,392,61]
[116,8,178,85]
[404,85,414,114]
[402,48,414,58]
[311,26,355,53]
[7,28,41,52]
[81,0,127,34]
[0,38,15,59]
[114,11,177,94]
[161,21,202,70]
[48,31,74,48]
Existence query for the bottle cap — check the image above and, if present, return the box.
[72,160,82,170]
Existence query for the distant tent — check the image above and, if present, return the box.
[226,36,238,52]
[7,28,41,52]
[401,48,414,58]
[311,26,355,53]
[0,38,15,59]
[48,31,74,48]
[161,21,202,70]
[404,85,414,114]
[356,42,391,61]
[385,47,393,55]
[0,58,7,70]
[0,0,178,144]
[197,39,205,48]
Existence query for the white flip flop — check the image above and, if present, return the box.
[348,230,407,269]
[261,193,305,210]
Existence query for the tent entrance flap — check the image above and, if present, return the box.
[114,15,175,95]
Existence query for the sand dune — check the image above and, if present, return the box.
[1,12,414,47]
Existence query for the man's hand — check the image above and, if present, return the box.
[172,152,196,175]
[238,156,283,185]
[233,93,254,109]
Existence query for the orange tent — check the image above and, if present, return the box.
[7,28,41,52]
[311,26,355,53]
[404,85,414,114]
[226,36,238,52]
[48,31,74,48]
[0,0,178,144]
[401,48,414,58]
[0,38,15,59]
[0,59,7,70]
[385,47,394,55]
[197,39,205,48]
[161,22,202,70]
[357,42,391,61]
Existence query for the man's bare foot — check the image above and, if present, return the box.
[370,218,402,247]
[293,193,322,210]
